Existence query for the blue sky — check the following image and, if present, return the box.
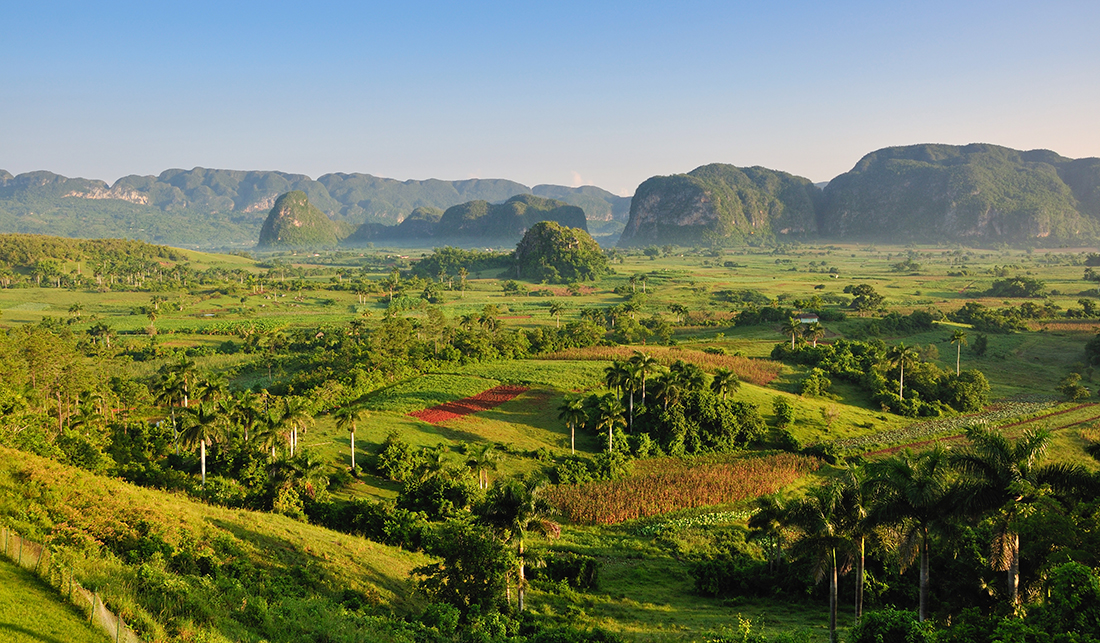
[2,1,1098,195]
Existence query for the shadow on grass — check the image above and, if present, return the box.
[206,517,417,609]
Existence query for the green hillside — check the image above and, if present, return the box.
[258,191,342,249]
[0,448,428,643]
[619,164,820,247]
[821,143,1100,243]
[0,558,110,643]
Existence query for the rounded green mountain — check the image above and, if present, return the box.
[258,191,340,249]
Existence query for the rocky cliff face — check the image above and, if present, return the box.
[820,144,1100,242]
[618,164,820,247]
[257,191,340,249]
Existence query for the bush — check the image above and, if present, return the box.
[849,608,931,643]
[772,397,794,427]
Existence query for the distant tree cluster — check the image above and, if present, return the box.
[772,337,990,417]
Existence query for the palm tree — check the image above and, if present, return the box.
[465,442,501,489]
[557,394,586,455]
[650,372,683,411]
[867,447,955,622]
[782,317,803,349]
[457,267,469,298]
[595,393,626,453]
[951,329,968,376]
[166,356,200,408]
[888,343,919,400]
[630,351,662,400]
[548,301,566,328]
[950,425,1091,607]
[334,404,366,470]
[668,360,706,392]
[710,368,741,399]
[154,371,186,454]
[748,492,791,573]
[836,462,873,627]
[479,476,560,612]
[604,360,638,430]
[179,402,226,488]
[278,397,314,457]
[804,321,826,348]
[232,390,263,442]
[786,483,848,643]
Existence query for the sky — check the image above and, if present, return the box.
[2,1,1099,196]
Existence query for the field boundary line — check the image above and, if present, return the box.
[1,525,141,643]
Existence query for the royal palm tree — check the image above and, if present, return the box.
[804,321,826,348]
[557,394,587,454]
[888,343,919,400]
[868,447,955,622]
[465,442,501,490]
[710,368,741,399]
[782,317,803,349]
[179,402,226,488]
[479,477,560,612]
[748,492,791,573]
[786,483,848,643]
[604,359,638,430]
[650,372,683,411]
[951,329,968,376]
[595,393,626,453]
[154,371,187,454]
[630,350,662,400]
[278,397,314,457]
[548,301,566,328]
[951,425,1091,607]
[837,462,873,626]
[334,403,366,470]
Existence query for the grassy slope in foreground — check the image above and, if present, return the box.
[0,447,429,643]
[0,557,110,643]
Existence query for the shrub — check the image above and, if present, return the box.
[849,608,931,643]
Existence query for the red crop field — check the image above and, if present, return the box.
[549,453,819,525]
[408,384,529,424]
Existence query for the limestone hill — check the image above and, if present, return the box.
[257,191,342,249]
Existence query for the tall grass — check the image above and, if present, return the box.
[542,346,782,386]
[549,453,819,525]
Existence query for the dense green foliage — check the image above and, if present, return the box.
[257,191,343,249]
[821,144,1100,244]
[619,164,821,247]
[514,222,609,283]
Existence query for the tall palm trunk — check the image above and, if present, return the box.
[919,528,929,622]
[201,439,207,488]
[350,428,355,469]
[829,548,838,643]
[855,536,865,626]
[1008,532,1019,607]
[518,537,526,612]
[899,363,905,399]
[956,344,961,376]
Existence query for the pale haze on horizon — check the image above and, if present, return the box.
[2,1,1098,197]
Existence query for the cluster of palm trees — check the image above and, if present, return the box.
[750,426,1095,643]
[781,317,826,349]
[557,352,742,453]
[154,357,357,489]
